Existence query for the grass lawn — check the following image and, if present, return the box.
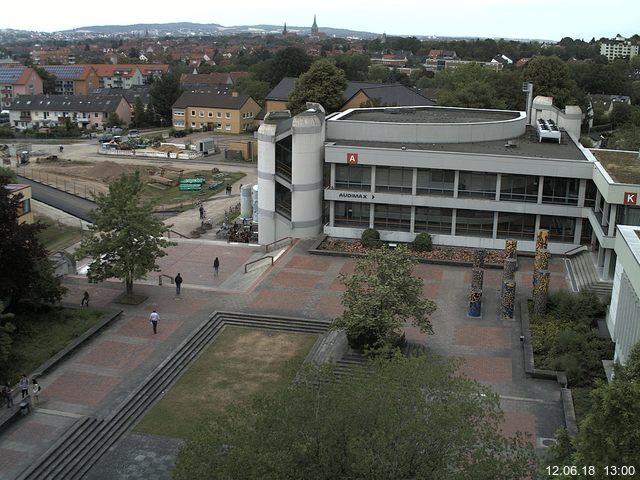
[145,171,245,211]
[35,214,84,252]
[2,306,104,382]
[134,326,317,440]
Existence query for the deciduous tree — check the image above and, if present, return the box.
[287,60,347,114]
[75,172,173,296]
[331,244,436,350]
[173,354,538,480]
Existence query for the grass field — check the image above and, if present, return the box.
[1,306,104,382]
[134,326,317,440]
[35,215,84,252]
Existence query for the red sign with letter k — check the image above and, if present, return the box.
[624,192,637,205]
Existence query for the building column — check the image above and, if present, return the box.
[369,203,375,228]
[574,218,583,244]
[412,168,418,196]
[495,174,502,201]
[410,206,416,233]
[370,166,376,194]
[537,176,544,204]
[492,212,498,239]
[608,204,618,237]
[578,179,587,207]
[329,201,335,227]
[330,163,336,188]
[451,209,457,236]
[603,249,612,280]
[453,171,460,198]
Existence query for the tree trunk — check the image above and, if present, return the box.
[125,277,133,295]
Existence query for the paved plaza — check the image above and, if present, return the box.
[0,239,570,479]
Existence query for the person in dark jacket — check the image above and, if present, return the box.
[175,273,183,294]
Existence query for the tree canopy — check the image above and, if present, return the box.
[523,56,581,108]
[331,244,436,350]
[173,353,537,480]
[150,71,183,125]
[287,59,347,114]
[75,172,173,295]
[546,341,640,478]
[0,173,65,310]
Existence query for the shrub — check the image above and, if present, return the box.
[412,232,433,252]
[361,228,382,248]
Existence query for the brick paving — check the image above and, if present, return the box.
[0,239,572,480]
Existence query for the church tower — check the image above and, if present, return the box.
[311,15,318,36]
[283,22,287,35]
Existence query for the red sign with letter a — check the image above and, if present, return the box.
[346,153,358,165]
[624,192,637,205]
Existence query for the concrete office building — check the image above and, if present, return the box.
[257,98,640,281]
[608,225,640,364]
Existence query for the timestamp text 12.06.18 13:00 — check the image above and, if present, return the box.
[546,465,636,476]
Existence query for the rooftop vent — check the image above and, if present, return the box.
[535,118,561,144]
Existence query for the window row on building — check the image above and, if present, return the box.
[334,164,596,207]
[332,201,587,243]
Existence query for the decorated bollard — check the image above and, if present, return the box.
[468,288,482,318]
[535,229,549,251]
[471,268,484,290]
[502,257,517,296]
[501,280,516,319]
[534,249,551,274]
[505,238,518,260]
[473,249,486,269]
[533,269,550,315]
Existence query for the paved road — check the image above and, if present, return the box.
[17,175,96,221]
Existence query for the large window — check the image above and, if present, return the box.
[584,180,597,208]
[500,174,539,203]
[455,209,494,237]
[542,177,579,205]
[334,202,370,227]
[416,169,454,196]
[458,171,497,199]
[335,165,371,191]
[539,215,575,243]
[375,167,413,194]
[374,204,411,231]
[615,205,640,227]
[496,213,536,240]
[414,207,453,234]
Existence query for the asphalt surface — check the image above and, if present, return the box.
[17,175,96,221]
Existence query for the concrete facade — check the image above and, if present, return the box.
[608,225,640,364]
[257,103,640,279]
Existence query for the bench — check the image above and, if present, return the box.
[178,183,202,191]
[208,181,224,190]
[0,394,32,434]
[180,178,206,184]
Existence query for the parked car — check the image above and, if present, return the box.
[98,134,113,143]
[174,130,187,138]
[128,129,139,138]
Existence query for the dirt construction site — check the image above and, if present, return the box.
[4,139,257,238]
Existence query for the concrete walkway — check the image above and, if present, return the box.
[0,239,571,479]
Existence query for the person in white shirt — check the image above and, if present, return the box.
[149,309,160,334]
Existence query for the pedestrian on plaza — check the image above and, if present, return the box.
[149,309,160,334]
[199,204,205,221]
[19,374,29,399]
[175,273,183,295]
[2,382,13,408]
[81,291,90,307]
[226,184,231,196]
[32,379,41,405]
[213,257,220,277]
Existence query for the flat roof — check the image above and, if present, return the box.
[590,149,640,184]
[328,126,589,161]
[338,106,520,124]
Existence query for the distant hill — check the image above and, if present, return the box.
[63,21,381,39]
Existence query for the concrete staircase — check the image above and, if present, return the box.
[565,252,613,298]
[16,312,330,480]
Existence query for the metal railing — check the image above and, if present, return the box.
[167,229,190,239]
[563,245,588,257]
[158,274,174,285]
[244,255,274,273]
[264,236,293,253]
[16,166,103,200]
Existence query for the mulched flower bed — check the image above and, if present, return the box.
[317,238,506,265]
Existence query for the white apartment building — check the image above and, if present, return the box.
[600,37,639,62]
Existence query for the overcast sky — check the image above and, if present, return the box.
[3,0,638,41]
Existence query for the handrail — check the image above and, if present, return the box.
[563,245,588,257]
[158,274,174,285]
[244,255,274,273]
[264,236,293,253]
[167,229,190,239]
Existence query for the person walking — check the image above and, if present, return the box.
[19,374,29,399]
[174,273,183,295]
[2,382,13,408]
[199,204,205,221]
[149,309,160,334]
[213,257,220,277]
[81,291,90,307]
[32,379,40,405]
